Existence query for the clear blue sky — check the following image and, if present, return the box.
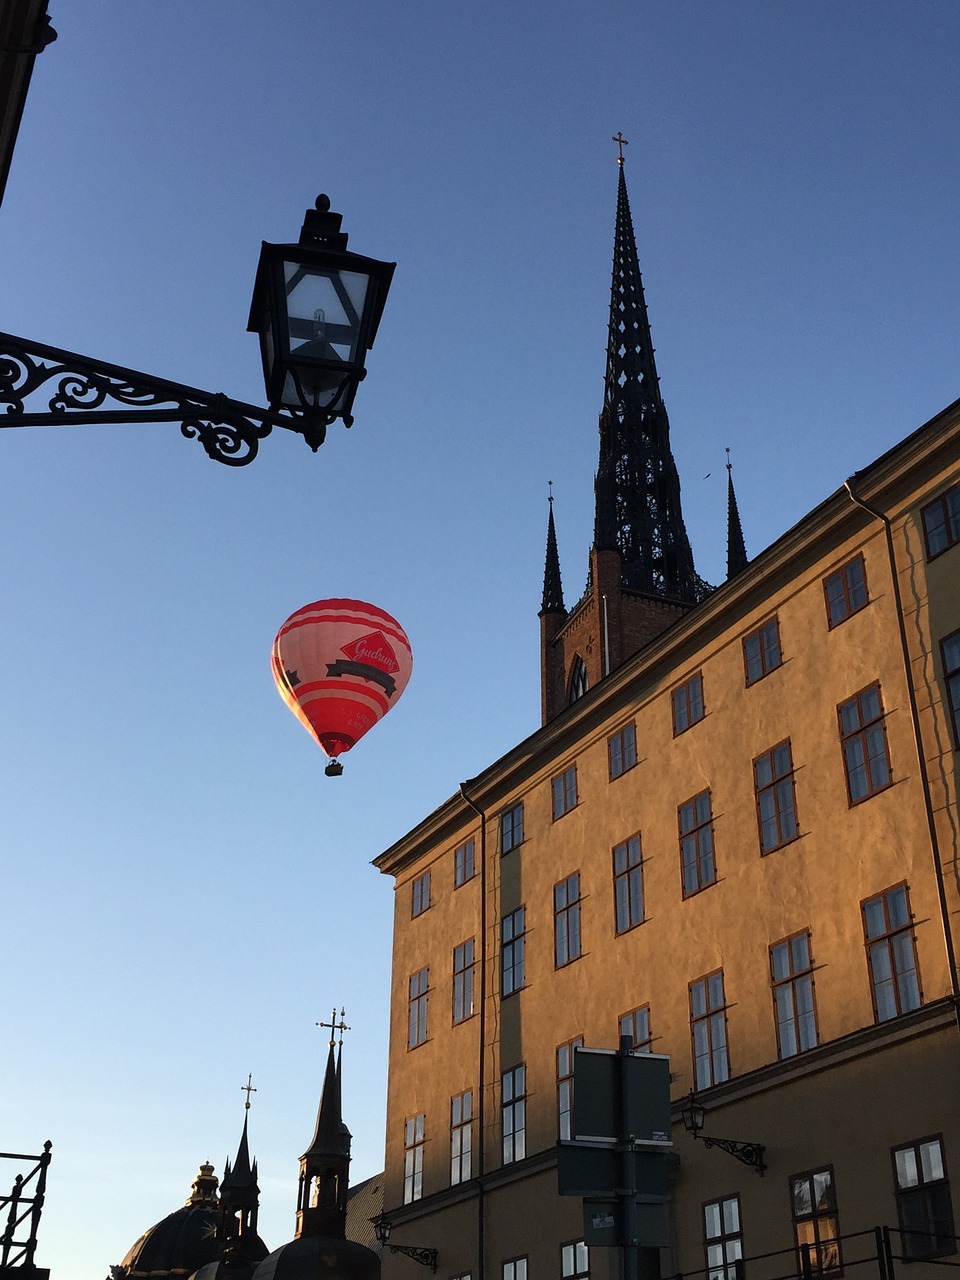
[2,2,959,1275]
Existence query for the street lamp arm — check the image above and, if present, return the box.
[0,331,332,465]
[701,1135,766,1176]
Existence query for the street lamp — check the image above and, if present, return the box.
[370,1213,438,1272]
[0,195,395,466]
[680,1090,766,1176]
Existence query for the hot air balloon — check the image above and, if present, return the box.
[271,598,412,775]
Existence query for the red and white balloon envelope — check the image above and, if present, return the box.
[271,599,412,775]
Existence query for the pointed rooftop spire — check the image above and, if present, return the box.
[726,448,748,579]
[594,150,701,603]
[302,1041,351,1162]
[541,483,565,615]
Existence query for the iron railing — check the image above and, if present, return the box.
[0,1142,51,1273]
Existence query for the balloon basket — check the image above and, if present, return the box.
[325,759,344,777]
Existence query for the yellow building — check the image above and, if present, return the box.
[374,162,960,1280]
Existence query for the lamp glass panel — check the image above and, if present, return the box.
[283,262,370,365]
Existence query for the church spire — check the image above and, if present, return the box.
[296,1013,351,1241]
[541,485,565,615]
[593,150,700,603]
[218,1077,262,1265]
[725,448,748,579]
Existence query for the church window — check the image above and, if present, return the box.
[893,1136,956,1258]
[561,1241,590,1280]
[771,931,818,1057]
[743,618,782,685]
[690,970,729,1088]
[921,483,960,559]
[554,872,582,967]
[403,1114,425,1203]
[407,967,429,1048]
[453,939,475,1023]
[862,883,922,1021]
[454,837,476,886]
[502,1065,526,1163]
[679,790,717,897]
[791,1167,841,1276]
[672,672,704,734]
[502,907,526,995]
[608,722,637,779]
[619,1004,652,1051]
[411,871,431,917]
[754,740,799,853]
[552,765,578,819]
[838,683,891,804]
[556,1036,583,1140]
[450,1089,473,1185]
[500,803,524,854]
[569,655,589,702]
[942,631,960,749]
[704,1196,742,1280]
[613,833,644,933]
[824,555,868,627]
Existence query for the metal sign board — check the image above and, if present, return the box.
[558,1144,670,1198]
[582,1198,671,1248]
[573,1049,672,1145]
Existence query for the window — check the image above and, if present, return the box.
[704,1196,742,1280]
[569,655,589,702]
[862,883,921,1021]
[942,631,960,749]
[552,765,578,819]
[838,683,892,804]
[554,872,582,966]
[407,967,429,1048]
[403,1114,425,1203]
[502,906,525,996]
[619,1004,652,1051]
[679,791,717,897]
[500,803,524,854]
[673,672,705,734]
[561,1242,589,1280]
[824,555,868,627]
[503,1259,527,1280]
[502,1064,526,1164]
[791,1167,841,1276]
[922,483,960,559]
[454,837,476,887]
[453,939,475,1023]
[608,723,637,779]
[771,931,818,1057]
[690,970,729,1089]
[613,833,644,933]
[743,617,782,684]
[557,1037,583,1140]
[754,740,799,853]
[411,871,431,917]
[893,1136,956,1258]
[450,1090,473,1185]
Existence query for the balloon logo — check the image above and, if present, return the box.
[272,598,412,774]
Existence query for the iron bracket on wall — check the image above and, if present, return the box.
[700,1133,766,1176]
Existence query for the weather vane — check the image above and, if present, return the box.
[316,1007,351,1047]
[612,130,629,164]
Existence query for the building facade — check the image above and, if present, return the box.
[374,162,960,1280]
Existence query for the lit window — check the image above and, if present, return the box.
[704,1196,742,1280]
[942,631,960,750]
[893,1136,956,1259]
[754,740,799,853]
[824,555,868,627]
[569,656,589,702]
[838,684,892,804]
[613,833,644,933]
[672,672,705,734]
[411,871,431,918]
[403,1114,425,1203]
[450,1090,473,1185]
[556,1037,583,1140]
[552,765,578,819]
[503,1259,527,1280]
[561,1241,589,1280]
[608,723,637,779]
[862,884,921,1021]
[619,1005,652,1052]
[453,939,475,1024]
[771,931,818,1057]
[791,1167,841,1276]
[921,483,960,559]
[407,968,429,1048]
[690,970,729,1089]
[554,873,582,967]
[743,618,782,685]
[679,791,717,897]
[454,837,476,887]
[502,907,525,996]
[500,803,524,854]
[502,1065,526,1164]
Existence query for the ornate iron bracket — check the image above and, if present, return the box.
[701,1134,767,1176]
[0,332,339,466]
[385,1244,439,1272]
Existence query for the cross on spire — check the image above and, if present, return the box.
[612,130,629,165]
[316,1007,350,1048]
[241,1073,257,1110]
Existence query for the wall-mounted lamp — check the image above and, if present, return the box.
[680,1091,766,1176]
[370,1213,438,1272]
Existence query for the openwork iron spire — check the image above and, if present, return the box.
[726,449,748,579]
[594,160,702,602]
[541,486,565,614]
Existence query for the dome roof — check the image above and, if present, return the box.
[252,1235,379,1280]
[116,1164,221,1280]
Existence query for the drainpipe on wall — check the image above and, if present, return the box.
[459,781,487,1279]
[844,478,960,1030]
[602,593,611,678]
